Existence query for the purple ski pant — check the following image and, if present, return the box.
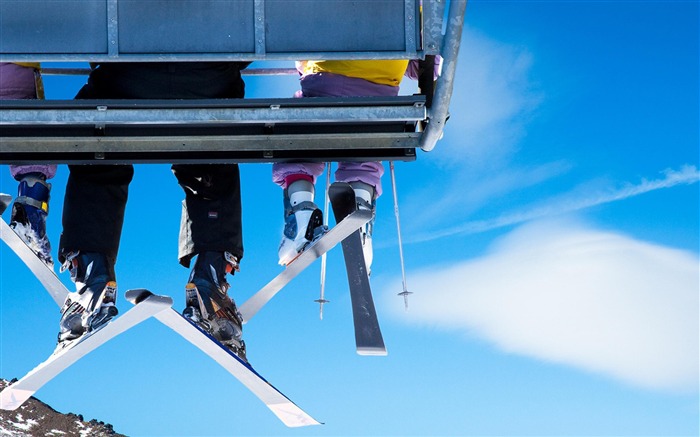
[272,72,399,198]
[0,63,57,180]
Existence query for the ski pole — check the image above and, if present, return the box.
[315,162,332,319]
[390,161,412,310]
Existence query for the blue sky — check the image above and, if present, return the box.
[1,1,698,436]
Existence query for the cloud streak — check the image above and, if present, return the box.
[407,165,700,244]
[384,219,700,392]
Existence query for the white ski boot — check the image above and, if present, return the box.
[350,181,376,275]
[277,180,325,266]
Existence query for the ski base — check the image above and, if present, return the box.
[329,182,387,356]
[0,289,172,410]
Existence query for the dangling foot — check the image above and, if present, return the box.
[351,182,376,275]
[356,198,375,276]
[10,173,53,267]
[277,180,325,266]
[278,201,325,266]
[58,251,118,343]
[183,251,247,363]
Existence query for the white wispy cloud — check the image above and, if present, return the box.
[396,28,556,228]
[407,165,700,244]
[437,28,542,167]
[383,219,700,392]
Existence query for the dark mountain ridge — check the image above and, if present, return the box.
[0,379,126,437]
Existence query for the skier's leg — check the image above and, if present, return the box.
[336,162,384,273]
[272,163,326,266]
[57,164,132,342]
[173,163,247,361]
[0,63,57,266]
[173,163,243,265]
[335,161,384,198]
[59,165,132,264]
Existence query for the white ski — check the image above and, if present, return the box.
[239,208,372,323]
[0,289,173,410]
[132,291,320,428]
[0,216,68,306]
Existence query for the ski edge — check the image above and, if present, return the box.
[357,346,389,357]
[0,216,69,306]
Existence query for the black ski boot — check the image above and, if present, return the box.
[58,251,118,343]
[183,251,247,362]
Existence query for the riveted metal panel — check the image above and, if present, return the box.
[0,0,108,54]
[117,0,256,53]
[264,0,410,53]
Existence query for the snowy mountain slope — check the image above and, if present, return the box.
[0,379,125,437]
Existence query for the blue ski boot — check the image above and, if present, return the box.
[58,251,118,343]
[183,251,247,362]
[10,173,53,267]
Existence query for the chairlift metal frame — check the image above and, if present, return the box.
[0,0,466,164]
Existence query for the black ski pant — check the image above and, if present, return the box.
[59,62,248,271]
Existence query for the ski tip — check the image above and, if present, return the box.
[267,403,323,428]
[356,347,388,357]
[328,181,353,195]
[0,193,11,215]
[125,289,174,307]
[125,288,154,305]
[0,386,30,411]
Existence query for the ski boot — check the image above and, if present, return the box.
[58,251,118,343]
[183,251,248,362]
[277,179,325,266]
[351,182,376,275]
[10,173,53,267]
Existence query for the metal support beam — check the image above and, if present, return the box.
[420,0,467,152]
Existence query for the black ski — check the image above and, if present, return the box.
[329,182,386,355]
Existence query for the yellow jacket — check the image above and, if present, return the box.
[300,60,409,87]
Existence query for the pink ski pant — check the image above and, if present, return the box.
[0,63,57,180]
[272,72,400,199]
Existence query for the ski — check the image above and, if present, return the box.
[0,193,10,215]
[329,182,387,356]
[1,195,318,426]
[0,289,172,411]
[0,212,68,307]
[239,207,372,323]
[131,292,320,428]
